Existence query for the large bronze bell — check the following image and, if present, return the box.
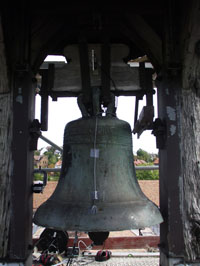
[34,94,163,231]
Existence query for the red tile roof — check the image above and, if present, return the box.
[134,159,147,165]
[153,158,159,165]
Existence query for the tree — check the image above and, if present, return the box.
[136,148,157,163]
[34,148,44,156]
[135,149,159,180]
[43,146,62,167]
[34,146,62,181]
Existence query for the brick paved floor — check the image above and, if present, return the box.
[68,256,159,265]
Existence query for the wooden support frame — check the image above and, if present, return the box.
[0,17,12,258]
[69,236,160,250]
[157,75,184,262]
[101,39,111,106]
[79,39,91,105]
[2,1,200,265]
[121,14,162,71]
[39,64,55,131]
[157,1,200,264]
[9,71,35,262]
[33,236,160,250]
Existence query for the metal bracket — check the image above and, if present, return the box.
[29,119,41,151]
[133,105,154,137]
[32,168,47,193]
[133,61,155,137]
[152,118,166,149]
[39,64,55,131]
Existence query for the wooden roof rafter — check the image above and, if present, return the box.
[120,14,162,72]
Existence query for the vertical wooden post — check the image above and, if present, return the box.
[156,1,186,263]
[9,71,35,263]
[179,0,200,261]
[0,16,12,259]
[158,0,200,264]
[157,73,185,265]
[0,13,34,264]
[79,40,91,105]
[101,39,111,106]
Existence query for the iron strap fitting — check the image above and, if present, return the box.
[29,119,42,151]
[152,118,166,150]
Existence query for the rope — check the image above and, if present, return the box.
[90,115,99,214]
[93,116,98,193]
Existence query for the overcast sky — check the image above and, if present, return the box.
[35,92,158,155]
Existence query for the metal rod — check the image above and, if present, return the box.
[39,134,63,152]
[35,168,61,172]
[135,165,159,170]
[134,96,139,126]
[40,69,49,131]
[34,165,159,173]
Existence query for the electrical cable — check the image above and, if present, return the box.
[49,253,95,266]
[78,240,88,250]
[50,258,69,266]
[67,257,95,266]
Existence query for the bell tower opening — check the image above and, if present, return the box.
[33,49,161,252]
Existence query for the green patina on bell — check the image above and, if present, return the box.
[34,92,163,231]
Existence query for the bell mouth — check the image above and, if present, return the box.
[33,116,163,232]
[33,198,163,232]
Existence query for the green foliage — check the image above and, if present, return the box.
[135,149,159,180]
[136,163,159,180]
[34,146,62,181]
[48,172,60,181]
[34,172,44,181]
[43,146,62,166]
[136,148,157,163]
[34,148,44,156]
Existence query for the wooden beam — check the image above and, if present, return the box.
[0,17,12,258]
[33,236,160,250]
[182,0,200,91]
[179,0,200,261]
[39,64,54,131]
[157,75,185,260]
[78,39,91,105]
[48,89,149,98]
[9,71,35,261]
[30,1,163,16]
[122,14,162,71]
[156,0,200,264]
[40,70,49,131]
[101,39,111,106]
[70,236,160,250]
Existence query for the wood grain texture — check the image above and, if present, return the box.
[179,90,200,261]
[125,14,162,71]
[0,18,9,93]
[180,0,200,261]
[0,94,12,258]
[180,0,200,260]
[182,0,200,91]
[0,17,12,258]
